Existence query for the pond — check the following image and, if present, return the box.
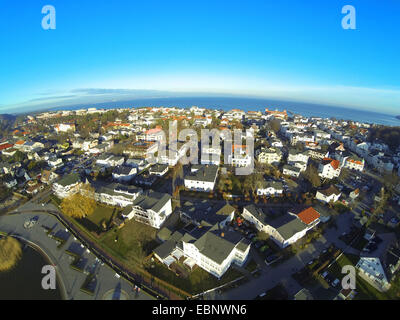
[0,245,63,300]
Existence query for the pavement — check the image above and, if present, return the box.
[0,208,154,300]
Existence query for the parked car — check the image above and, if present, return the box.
[265,254,279,265]
[332,278,340,287]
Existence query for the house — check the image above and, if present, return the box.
[125,158,150,171]
[54,123,76,133]
[265,108,287,120]
[48,156,63,168]
[184,165,219,192]
[22,141,44,153]
[141,126,165,142]
[52,173,82,198]
[41,170,59,184]
[316,185,341,203]
[257,147,282,165]
[89,141,113,154]
[307,149,328,160]
[349,188,360,200]
[257,181,283,197]
[343,156,365,172]
[270,138,283,148]
[318,158,341,179]
[112,166,137,182]
[26,181,44,195]
[149,164,169,176]
[288,149,309,164]
[356,233,400,292]
[294,288,314,300]
[93,182,143,207]
[201,146,221,165]
[96,154,125,167]
[242,205,320,248]
[228,145,252,168]
[157,142,188,166]
[179,200,235,228]
[153,222,250,279]
[3,175,17,188]
[123,141,158,159]
[283,164,301,178]
[0,143,14,154]
[122,191,172,229]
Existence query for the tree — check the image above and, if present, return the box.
[0,236,22,272]
[304,164,321,188]
[60,184,96,219]
[382,172,400,195]
[257,231,269,241]
[244,174,264,197]
[269,119,281,133]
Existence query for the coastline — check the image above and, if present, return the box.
[3,96,399,127]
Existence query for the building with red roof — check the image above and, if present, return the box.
[318,158,342,179]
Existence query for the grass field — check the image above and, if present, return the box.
[87,205,116,227]
[75,204,116,234]
[146,261,244,295]
[100,219,159,265]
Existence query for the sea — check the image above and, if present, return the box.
[48,96,400,127]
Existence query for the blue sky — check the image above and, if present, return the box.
[0,0,399,114]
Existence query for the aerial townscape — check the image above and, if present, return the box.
[1,105,400,301]
[1,0,399,311]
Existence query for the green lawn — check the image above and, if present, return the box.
[146,262,244,295]
[75,204,116,234]
[87,205,116,227]
[100,219,159,265]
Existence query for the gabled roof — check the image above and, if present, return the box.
[295,207,320,225]
[322,158,340,170]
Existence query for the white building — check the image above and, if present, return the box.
[112,166,137,182]
[94,183,143,207]
[318,158,341,179]
[52,173,82,198]
[54,123,76,133]
[257,147,282,165]
[257,181,284,197]
[283,164,301,178]
[316,185,341,203]
[122,191,172,229]
[184,165,219,192]
[242,205,320,248]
